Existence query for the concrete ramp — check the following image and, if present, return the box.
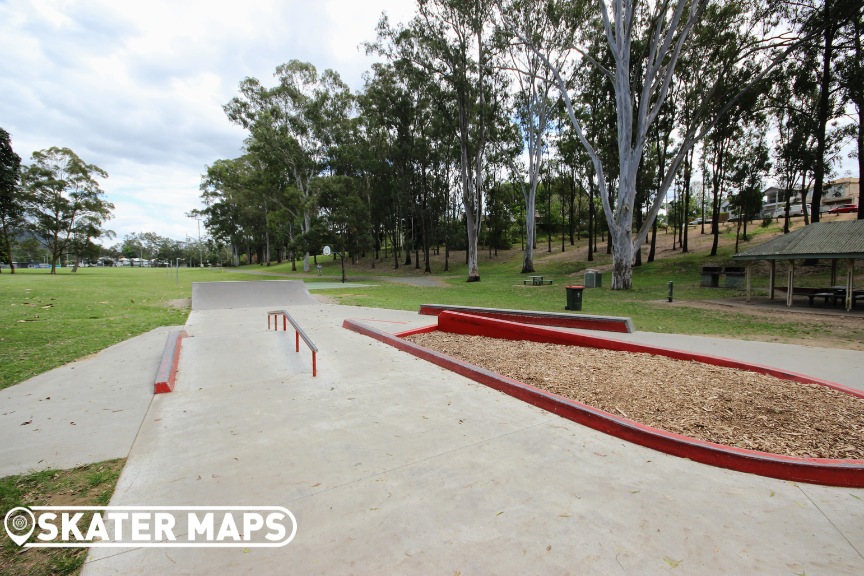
[191,280,317,310]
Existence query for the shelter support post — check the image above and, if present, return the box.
[786,261,795,308]
[769,261,776,300]
[846,259,855,312]
[745,263,752,302]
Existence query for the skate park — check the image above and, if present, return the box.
[3,280,864,575]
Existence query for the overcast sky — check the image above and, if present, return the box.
[2,2,858,246]
[0,0,416,244]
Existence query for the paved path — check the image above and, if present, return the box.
[76,282,864,575]
[0,326,176,477]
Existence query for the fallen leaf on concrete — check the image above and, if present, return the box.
[21,417,32,425]
[664,557,682,569]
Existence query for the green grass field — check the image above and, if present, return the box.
[2,219,862,390]
[0,266,254,389]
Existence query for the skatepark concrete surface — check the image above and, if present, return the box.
[3,281,862,574]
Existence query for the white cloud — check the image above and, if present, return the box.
[0,0,418,243]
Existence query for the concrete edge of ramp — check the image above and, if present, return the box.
[343,313,864,488]
[418,303,635,333]
[154,330,188,394]
[191,280,318,310]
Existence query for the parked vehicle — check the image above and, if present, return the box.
[828,204,858,214]
[772,204,804,218]
[688,217,704,225]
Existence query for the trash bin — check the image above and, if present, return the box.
[565,285,584,311]
[724,266,746,289]
[700,266,721,288]
[584,269,602,288]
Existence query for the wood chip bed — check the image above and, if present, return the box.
[404,332,864,460]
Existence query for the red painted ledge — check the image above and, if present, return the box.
[419,304,634,333]
[154,329,187,394]
[342,315,864,488]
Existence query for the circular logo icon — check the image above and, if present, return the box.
[4,507,36,546]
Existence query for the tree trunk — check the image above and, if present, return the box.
[1,220,14,274]
[587,178,594,262]
[682,148,693,253]
[522,181,536,273]
[648,217,657,263]
[811,3,836,224]
[302,213,311,272]
[611,226,633,289]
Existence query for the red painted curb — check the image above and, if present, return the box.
[419,304,634,333]
[154,330,187,394]
[436,311,864,397]
[344,316,864,488]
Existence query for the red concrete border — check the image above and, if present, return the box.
[154,330,187,394]
[437,311,864,395]
[419,304,634,333]
[343,315,864,487]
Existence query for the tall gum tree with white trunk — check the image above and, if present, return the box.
[500,0,566,274]
[502,0,802,289]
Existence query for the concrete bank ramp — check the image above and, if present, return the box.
[191,280,317,310]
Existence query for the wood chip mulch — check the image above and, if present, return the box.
[404,332,864,460]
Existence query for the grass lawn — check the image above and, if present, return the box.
[0,459,125,576]
[248,220,864,348]
[0,266,255,390]
[3,217,861,391]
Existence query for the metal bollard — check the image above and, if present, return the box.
[667,281,674,302]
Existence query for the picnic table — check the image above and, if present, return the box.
[806,287,864,308]
[523,275,553,286]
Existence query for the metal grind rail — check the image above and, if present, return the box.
[267,310,319,377]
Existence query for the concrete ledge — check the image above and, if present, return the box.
[419,304,634,333]
[154,330,188,394]
[343,313,864,487]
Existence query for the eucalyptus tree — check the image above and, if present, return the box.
[224,61,353,272]
[0,127,22,273]
[372,0,499,282]
[357,62,415,268]
[837,3,863,219]
[199,155,295,266]
[502,0,802,289]
[728,130,771,251]
[314,175,373,268]
[20,147,113,274]
[499,0,566,273]
[779,0,860,222]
